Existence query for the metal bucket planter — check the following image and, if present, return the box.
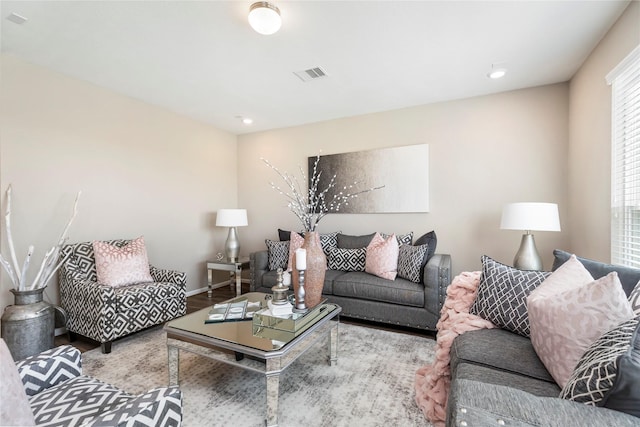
[1,288,54,360]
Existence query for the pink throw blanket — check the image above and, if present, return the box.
[415,271,496,426]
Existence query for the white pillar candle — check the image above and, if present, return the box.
[295,248,307,270]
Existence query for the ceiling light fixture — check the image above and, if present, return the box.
[248,2,282,35]
[242,117,254,125]
[487,65,507,79]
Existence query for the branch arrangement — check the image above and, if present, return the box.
[262,154,384,232]
[0,185,81,291]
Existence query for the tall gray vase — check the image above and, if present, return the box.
[1,288,54,360]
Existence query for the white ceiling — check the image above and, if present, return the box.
[0,1,631,135]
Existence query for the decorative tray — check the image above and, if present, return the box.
[252,300,337,341]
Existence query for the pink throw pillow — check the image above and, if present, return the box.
[93,236,154,287]
[528,263,635,388]
[365,232,399,280]
[287,232,305,272]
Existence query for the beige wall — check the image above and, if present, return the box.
[568,1,640,262]
[238,83,570,276]
[0,54,238,314]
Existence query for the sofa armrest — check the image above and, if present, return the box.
[250,250,269,291]
[447,379,640,427]
[16,345,82,396]
[149,265,187,285]
[423,254,451,318]
[85,386,183,426]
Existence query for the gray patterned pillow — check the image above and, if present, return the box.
[319,232,340,256]
[470,255,550,337]
[265,240,289,271]
[327,247,366,272]
[397,244,429,283]
[560,317,639,414]
[629,281,640,315]
[382,232,413,246]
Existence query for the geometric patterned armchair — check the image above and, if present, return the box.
[59,239,187,354]
[1,339,182,426]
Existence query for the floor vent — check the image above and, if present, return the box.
[294,67,328,82]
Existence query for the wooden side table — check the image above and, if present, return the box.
[206,257,250,298]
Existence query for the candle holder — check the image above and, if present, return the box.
[293,269,308,313]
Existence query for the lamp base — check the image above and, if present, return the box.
[513,233,543,271]
[225,227,240,262]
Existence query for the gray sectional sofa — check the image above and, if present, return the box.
[249,231,451,331]
[446,251,640,427]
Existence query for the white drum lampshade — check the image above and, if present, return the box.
[216,209,248,261]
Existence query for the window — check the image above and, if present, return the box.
[609,45,640,267]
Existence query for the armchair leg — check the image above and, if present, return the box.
[67,331,77,342]
[101,341,112,354]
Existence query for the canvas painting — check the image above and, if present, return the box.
[309,144,429,214]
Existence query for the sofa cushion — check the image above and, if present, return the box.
[114,281,183,311]
[629,281,640,315]
[454,362,560,397]
[337,233,376,249]
[414,230,437,261]
[29,376,132,427]
[529,272,634,388]
[447,379,640,427]
[333,272,424,307]
[93,236,154,287]
[470,255,550,337]
[265,239,289,270]
[553,249,640,296]
[381,232,413,246]
[397,243,429,283]
[327,247,366,272]
[561,317,640,415]
[365,233,398,280]
[0,339,36,426]
[450,328,556,384]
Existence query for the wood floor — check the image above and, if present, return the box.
[55,281,434,353]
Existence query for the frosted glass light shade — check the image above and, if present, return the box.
[248,2,281,35]
[216,209,248,227]
[501,203,561,232]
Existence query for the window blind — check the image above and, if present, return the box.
[609,45,640,268]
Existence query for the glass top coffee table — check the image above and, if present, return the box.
[163,292,341,427]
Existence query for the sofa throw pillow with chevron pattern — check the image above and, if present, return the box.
[397,243,429,283]
[93,236,154,287]
[328,247,366,272]
[470,255,550,337]
[629,281,640,316]
[265,240,289,271]
[560,317,640,418]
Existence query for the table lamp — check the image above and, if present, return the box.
[216,209,248,262]
[500,202,560,271]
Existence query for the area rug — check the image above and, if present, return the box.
[82,322,435,427]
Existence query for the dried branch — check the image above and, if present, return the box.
[262,154,384,232]
[0,186,81,291]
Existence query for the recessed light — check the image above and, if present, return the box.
[242,117,253,125]
[488,69,507,79]
[7,12,28,25]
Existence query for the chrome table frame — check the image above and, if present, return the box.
[164,305,340,427]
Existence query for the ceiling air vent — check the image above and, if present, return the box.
[294,67,328,82]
